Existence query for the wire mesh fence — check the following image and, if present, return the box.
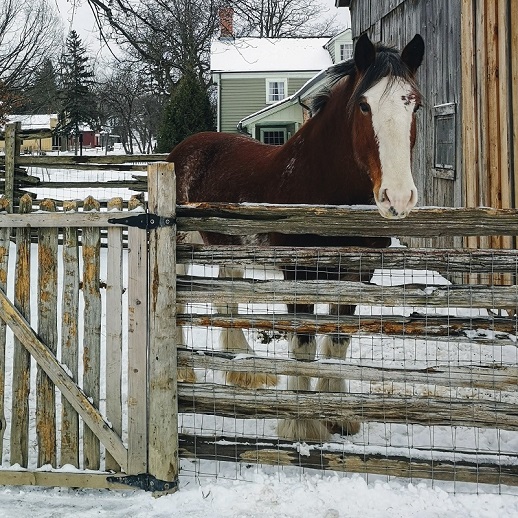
[174,208,518,492]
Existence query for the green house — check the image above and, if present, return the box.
[211,29,352,145]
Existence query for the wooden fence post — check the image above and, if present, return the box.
[4,122,20,207]
[10,194,32,466]
[147,162,178,494]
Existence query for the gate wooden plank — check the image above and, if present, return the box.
[147,162,179,493]
[36,199,58,467]
[10,194,32,467]
[60,201,80,467]
[0,470,130,490]
[126,196,148,475]
[0,287,128,471]
[82,196,102,470]
[0,197,11,445]
[105,197,124,472]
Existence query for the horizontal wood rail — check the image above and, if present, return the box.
[177,244,518,272]
[177,276,518,308]
[178,382,518,431]
[177,348,518,391]
[177,203,518,237]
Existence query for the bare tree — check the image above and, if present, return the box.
[85,0,341,89]
[228,0,340,37]
[97,62,165,154]
[0,0,62,90]
[87,0,221,89]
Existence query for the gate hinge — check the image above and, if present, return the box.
[108,213,175,230]
[107,473,178,493]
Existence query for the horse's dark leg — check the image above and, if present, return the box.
[316,303,360,435]
[278,302,330,441]
[216,265,277,388]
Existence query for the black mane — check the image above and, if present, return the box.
[310,43,419,115]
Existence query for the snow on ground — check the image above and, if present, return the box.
[1,470,518,517]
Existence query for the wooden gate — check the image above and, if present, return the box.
[0,163,179,494]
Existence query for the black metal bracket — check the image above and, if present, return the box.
[107,473,179,493]
[108,213,175,230]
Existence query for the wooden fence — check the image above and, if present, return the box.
[0,121,166,207]
[174,202,518,487]
[0,158,517,490]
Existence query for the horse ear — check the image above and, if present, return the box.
[401,34,425,74]
[354,33,376,73]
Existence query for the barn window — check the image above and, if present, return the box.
[266,78,287,103]
[260,128,287,145]
[433,103,456,179]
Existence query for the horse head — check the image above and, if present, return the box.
[350,33,424,219]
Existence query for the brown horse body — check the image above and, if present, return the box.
[167,34,424,442]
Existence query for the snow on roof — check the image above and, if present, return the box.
[5,114,58,130]
[211,37,332,73]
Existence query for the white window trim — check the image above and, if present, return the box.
[259,127,288,145]
[265,78,287,104]
[339,42,353,62]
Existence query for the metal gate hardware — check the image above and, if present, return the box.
[107,213,175,230]
[107,473,179,492]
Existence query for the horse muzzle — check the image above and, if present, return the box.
[376,185,418,219]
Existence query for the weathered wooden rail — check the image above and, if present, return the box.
[0,121,166,205]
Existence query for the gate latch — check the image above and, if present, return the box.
[108,213,175,230]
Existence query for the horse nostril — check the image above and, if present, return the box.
[379,189,388,203]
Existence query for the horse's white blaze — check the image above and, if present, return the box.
[365,77,418,219]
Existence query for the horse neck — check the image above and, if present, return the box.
[279,81,373,204]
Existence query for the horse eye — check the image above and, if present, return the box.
[359,102,371,114]
[413,103,422,113]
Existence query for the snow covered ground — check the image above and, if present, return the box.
[1,161,518,515]
[1,468,518,517]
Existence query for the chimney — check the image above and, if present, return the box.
[219,7,234,39]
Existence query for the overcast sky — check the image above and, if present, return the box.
[53,0,351,58]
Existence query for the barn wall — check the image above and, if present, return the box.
[461,0,517,251]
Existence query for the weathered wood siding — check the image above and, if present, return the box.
[461,0,517,251]
[349,0,517,252]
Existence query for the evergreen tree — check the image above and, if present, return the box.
[58,30,97,153]
[156,70,214,152]
[19,59,60,114]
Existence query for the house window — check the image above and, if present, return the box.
[340,43,353,61]
[266,79,287,103]
[260,128,287,145]
[433,103,456,179]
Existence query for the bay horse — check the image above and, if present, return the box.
[168,33,424,442]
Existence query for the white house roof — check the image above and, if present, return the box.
[211,37,333,73]
[4,114,57,130]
